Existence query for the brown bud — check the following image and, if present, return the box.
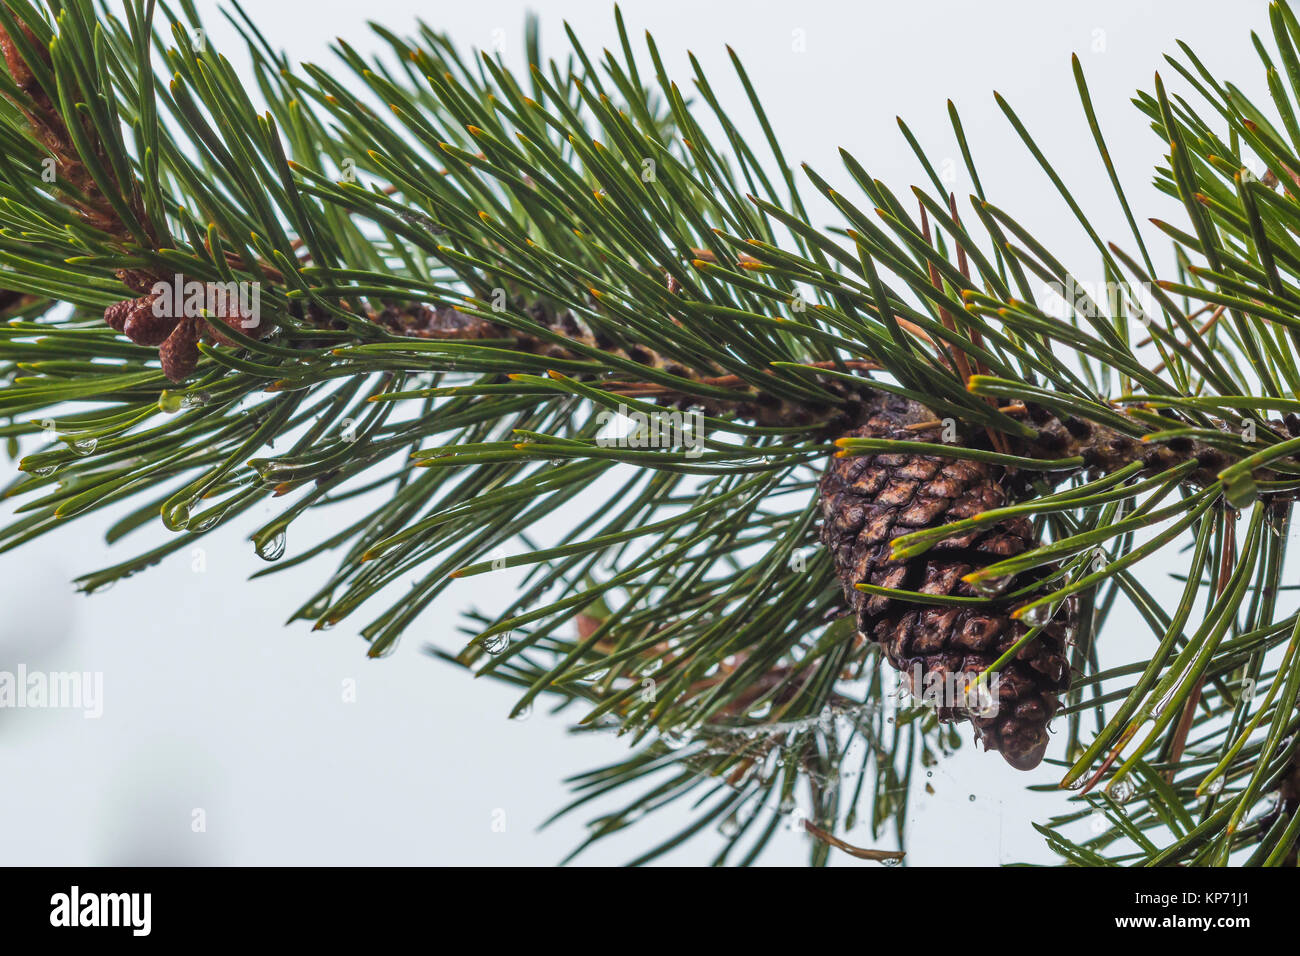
[122,294,177,346]
[115,269,161,296]
[204,285,265,346]
[0,18,43,94]
[103,298,132,332]
[159,317,202,382]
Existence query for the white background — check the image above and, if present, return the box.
[0,0,1271,865]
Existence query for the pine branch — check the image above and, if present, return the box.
[0,0,1297,865]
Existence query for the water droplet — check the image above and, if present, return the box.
[1108,778,1136,804]
[302,597,332,617]
[158,390,185,413]
[71,435,97,456]
[511,702,532,721]
[255,529,287,562]
[189,510,221,532]
[1018,600,1060,628]
[23,455,59,478]
[660,727,689,750]
[970,683,998,718]
[1206,776,1225,795]
[968,794,976,802]
[968,574,1014,596]
[483,632,510,655]
[880,855,903,867]
[164,500,192,531]
[718,814,741,838]
[778,796,796,814]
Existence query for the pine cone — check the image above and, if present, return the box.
[1262,748,1300,866]
[819,396,1074,770]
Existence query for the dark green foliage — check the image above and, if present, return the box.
[0,0,1298,865]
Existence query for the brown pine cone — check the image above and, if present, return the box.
[819,396,1074,770]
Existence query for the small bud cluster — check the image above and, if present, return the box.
[103,276,264,381]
